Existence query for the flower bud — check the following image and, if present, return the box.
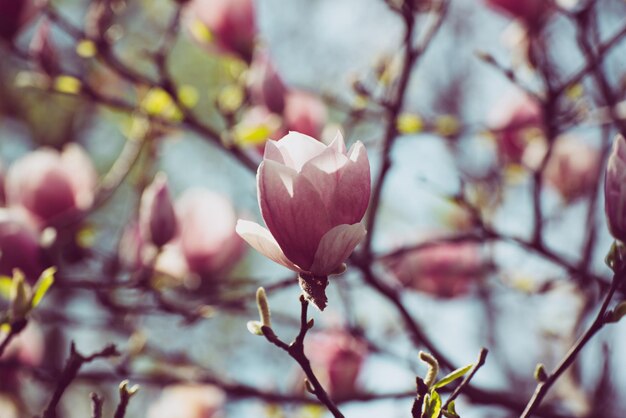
[183,0,256,62]
[147,385,225,418]
[247,49,287,114]
[605,135,626,242]
[139,174,178,248]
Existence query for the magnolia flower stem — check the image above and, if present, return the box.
[520,268,626,418]
[42,342,120,418]
[261,296,345,418]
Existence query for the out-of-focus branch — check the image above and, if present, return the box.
[520,267,626,417]
[42,342,120,418]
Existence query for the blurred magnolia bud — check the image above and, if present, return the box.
[525,136,601,203]
[386,241,485,298]
[176,189,244,278]
[29,18,58,76]
[487,92,543,165]
[147,385,225,418]
[485,0,548,28]
[0,321,44,391]
[284,90,328,139]
[139,173,178,248]
[303,330,367,401]
[183,0,256,62]
[234,106,285,148]
[118,221,143,271]
[0,209,44,281]
[247,49,287,114]
[5,144,97,227]
[605,135,626,242]
[0,0,39,42]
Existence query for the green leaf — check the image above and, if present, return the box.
[31,267,56,308]
[0,277,13,299]
[433,363,473,390]
[442,400,460,418]
[424,390,442,418]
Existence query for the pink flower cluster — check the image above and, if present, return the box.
[0,145,98,280]
[122,177,243,284]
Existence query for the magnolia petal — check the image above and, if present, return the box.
[327,130,346,154]
[61,144,97,209]
[235,220,301,272]
[276,131,327,171]
[258,160,330,269]
[309,223,366,276]
[263,140,289,166]
[330,141,371,224]
[300,147,349,216]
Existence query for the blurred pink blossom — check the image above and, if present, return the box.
[488,93,543,165]
[541,137,601,203]
[0,322,44,391]
[139,174,178,248]
[0,0,38,42]
[184,0,256,62]
[236,132,370,278]
[248,49,287,114]
[304,330,367,401]
[605,135,626,242]
[0,209,44,281]
[5,144,97,227]
[284,91,328,139]
[485,0,548,27]
[387,242,484,298]
[147,385,226,418]
[176,189,244,278]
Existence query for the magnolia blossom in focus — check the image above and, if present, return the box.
[147,385,225,418]
[605,135,626,242]
[183,0,256,62]
[303,330,366,401]
[524,136,601,203]
[387,242,484,298]
[139,174,178,248]
[488,93,543,164]
[0,209,44,281]
[5,144,97,227]
[236,132,370,309]
[284,91,328,139]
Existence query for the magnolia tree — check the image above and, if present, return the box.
[2,0,626,417]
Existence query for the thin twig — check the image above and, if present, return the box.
[440,348,489,416]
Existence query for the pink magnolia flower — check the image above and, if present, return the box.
[605,135,626,242]
[139,174,177,248]
[236,132,370,309]
[387,242,484,298]
[488,93,543,165]
[175,189,244,278]
[5,144,97,227]
[541,137,601,203]
[485,0,548,27]
[0,0,38,42]
[184,0,256,62]
[0,209,44,281]
[303,330,366,401]
[284,91,328,140]
[147,385,225,418]
[247,49,288,114]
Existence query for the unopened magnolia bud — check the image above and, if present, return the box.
[607,301,626,323]
[419,351,439,388]
[255,287,271,328]
[605,135,626,243]
[534,363,548,382]
[139,173,178,248]
[119,380,140,396]
[304,379,316,394]
[10,270,31,321]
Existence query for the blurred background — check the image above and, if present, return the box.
[1,0,626,417]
